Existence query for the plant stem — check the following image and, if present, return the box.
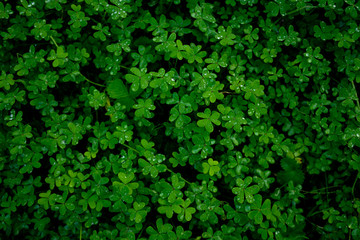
[285,5,318,16]
[352,173,359,200]
[75,71,106,87]
[50,36,59,48]
[120,143,140,154]
[351,80,360,108]
[166,167,192,185]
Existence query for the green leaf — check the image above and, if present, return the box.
[88,88,106,110]
[181,198,196,222]
[0,2,13,19]
[118,172,135,184]
[215,26,236,46]
[88,194,98,209]
[183,43,207,64]
[202,81,225,104]
[47,46,68,67]
[202,158,220,176]
[134,98,156,118]
[130,201,148,223]
[38,190,52,210]
[233,176,260,204]
[106,79,134,110]
[197,108,221,133]
[106,79,128,99]
[244,25,259,44]
[0,71,15,90]
[92,23,111,41]
[248,194,264,224]
[125,67,151,92]
[67,4,90,29]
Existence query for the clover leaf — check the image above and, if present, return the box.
[146,218,175,240]
[248,195,273,225]
[190,3,216,32]
[190,68,217,91]
[277,25,300,46]
[219,129,240,150]
[244,25,259,44]
[202,158,220,176]
[133,98,156,119]
[197,197,224,224]
[0,2,13,19]
[157,197,183,219]
[215,26,236,46]
[243,79,265,101]
[0,71,15,90]
[183,43,207,64]
[38,190,52,210]
[150,68,176,94]
[232,176,260,203]
[202,81,224,104]
[129,201,148,223]
[345,0,360,18]
[218,104,247,132]
[131,45,154,68]
[271,133,291,156]
[67,4,90,29]
[260,48,277,63]
[178,198,196,222]
[154,31,177,52]
[147,14,169,36]
[169,15,192,36]
[226,152,250,177]
[313,21,337,41]
[205,52,229,72]
[45,0,66,11]
[92,23,111,41]
[106,39,131,56]
[248,99,268,119]
[191,133,215,158]
[31,19,52,40]
[138,154,167,178]
[125,67,151,92]
[47,46,68,67]
[197,108,221,133]
[106,0,131,20]
[88,88,106,110]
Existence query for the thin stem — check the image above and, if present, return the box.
[50,36,59,48]
[325,172,329,204]
[301,185,339,194]
[307,207,334,218]
[284,5,318,16]
[136,223,147,240]
[351,80,360,108]
[75,71,106,87]
[302,190,338,194]
[120,143,140,154]
[166,167,192,185]
[220,91,239,95]
[352,173,359,200]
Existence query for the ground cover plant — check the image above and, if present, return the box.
[1,0,360,239]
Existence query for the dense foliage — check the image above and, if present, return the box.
[1,0,360,239]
